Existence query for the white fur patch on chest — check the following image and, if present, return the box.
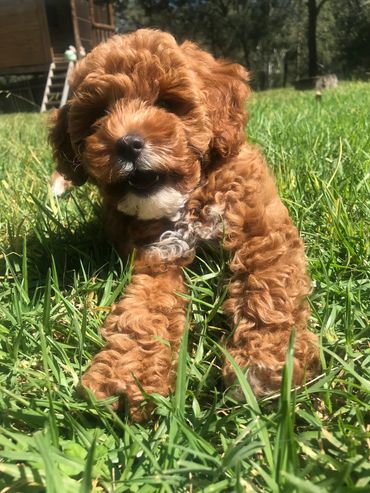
[145,204,225,262]
[117,187,186,220]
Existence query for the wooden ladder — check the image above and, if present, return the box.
[40,56,75,112]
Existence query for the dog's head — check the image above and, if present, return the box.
[49,29,249,220]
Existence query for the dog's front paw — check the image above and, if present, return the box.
[80,339,152,421]
[81,359,121,410]
[224,329,320,399]
[81,363,151,421]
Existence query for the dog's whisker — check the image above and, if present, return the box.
[188,143,204,160]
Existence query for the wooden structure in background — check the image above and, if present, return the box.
[0,0,115,112]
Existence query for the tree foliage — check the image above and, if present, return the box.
[114,0,370,88]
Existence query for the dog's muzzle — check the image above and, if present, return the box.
[128,170,164,192]
[115,134,164,193]
[116,134,144,162]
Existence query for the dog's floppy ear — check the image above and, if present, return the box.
[48,104,87,186]
[181,42,250,160]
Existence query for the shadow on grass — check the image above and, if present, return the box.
[1,212,125,297]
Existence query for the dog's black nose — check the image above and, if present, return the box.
[116,134,144,162]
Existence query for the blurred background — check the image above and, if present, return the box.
[116,0,370,88]
[0,0,369,112]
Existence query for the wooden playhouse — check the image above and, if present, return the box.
[0,0,115,112]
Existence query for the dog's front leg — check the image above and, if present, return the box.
[82,247,190,421]
[186,146,320,397]
[218,148,320,397]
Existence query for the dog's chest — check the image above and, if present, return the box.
[145,203,225,262]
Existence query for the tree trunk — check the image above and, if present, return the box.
[307,0,330,77]
[307,0,318,77]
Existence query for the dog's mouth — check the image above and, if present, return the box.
[127,170,165,192]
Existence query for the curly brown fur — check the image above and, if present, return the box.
[49,29,320,420]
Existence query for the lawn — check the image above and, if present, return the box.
[0,81,369,492]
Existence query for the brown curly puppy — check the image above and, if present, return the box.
[49,29,320,420]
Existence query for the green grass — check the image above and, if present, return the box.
[0,81,369,492]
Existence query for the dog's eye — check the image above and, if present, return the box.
[156,98,191,117]
[95,108,109,121]
[156,99,173,111]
